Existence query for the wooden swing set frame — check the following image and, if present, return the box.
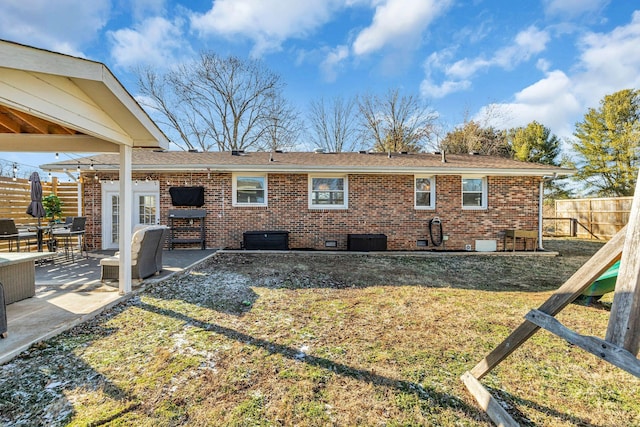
[462,173,640,426]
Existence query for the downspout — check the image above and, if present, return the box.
[539,174,558,250]
[538,179,544,250]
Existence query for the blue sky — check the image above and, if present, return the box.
[1,0,640,175]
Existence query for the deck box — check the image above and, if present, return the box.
[243,231,289,250]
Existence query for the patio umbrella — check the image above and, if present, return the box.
[26,171,46,251]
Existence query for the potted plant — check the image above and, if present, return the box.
[43,194,63,252]
[43,194,63,224]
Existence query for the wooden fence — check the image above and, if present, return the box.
[0,176,80,251]
[543,197,632,239]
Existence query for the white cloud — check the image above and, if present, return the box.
[448,26,549,78]
[352,0,452,56]
[573,10,640,107]
[476,70,581,138]
[190,0,340,57]
[108,17,189,68]
[421,26,550,98]
[494,26,550,68]
[446,57,491,80]
[543,0,610,18]
[0,0,110,57]
[421,79,471,99]
[482,10,640,139]
[320,45,350,82]
[420,49,472,98]
[130,0,167,21]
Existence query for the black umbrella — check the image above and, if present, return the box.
[26,171,46,251]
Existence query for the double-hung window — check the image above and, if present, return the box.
[414,175,435,209]
[233,174,267,206]
[309,175,348,209]
[462,176,487,209]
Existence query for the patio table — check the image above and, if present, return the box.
[0,253,50,304]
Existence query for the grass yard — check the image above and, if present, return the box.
[1,239,639,426]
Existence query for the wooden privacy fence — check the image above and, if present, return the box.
[0,176,79,251]
[543,197,632,239]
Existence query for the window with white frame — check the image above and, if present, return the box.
[414,175,435,209]
[233,174,267,206]
[309,175,348,209]
[462,176,487,209]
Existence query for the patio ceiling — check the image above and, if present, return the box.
[0,39,169,153]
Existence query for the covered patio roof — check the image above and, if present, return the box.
[0,39,168,152]
[0,39,169,294]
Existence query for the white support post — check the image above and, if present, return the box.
[76,180,82,216]
[76,179,83,253]
[118,145,133,295]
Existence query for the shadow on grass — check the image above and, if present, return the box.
[0,324,138,426]
[137,300,487,421]
[488,386,605,427]
[572,296,613,311]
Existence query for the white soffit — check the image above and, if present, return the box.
[0,40,168,152]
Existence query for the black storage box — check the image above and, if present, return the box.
[243,231,289,250]
[347,234,387,251]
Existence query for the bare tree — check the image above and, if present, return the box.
[357,88,437,153]
[258,95,303,152]
[137,67,206,151]
[308,96,359,152]
[136,52,293,151]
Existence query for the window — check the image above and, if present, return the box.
[415,176,435,209]
[233,174,267,206]
[138,195,157,224]
[462,176,487,209]
[309,176,348,209]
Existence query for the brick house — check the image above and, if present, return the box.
[43,150,570,252]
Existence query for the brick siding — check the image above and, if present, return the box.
[83,172,541,251]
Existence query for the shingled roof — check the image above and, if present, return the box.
[41,150,573,176]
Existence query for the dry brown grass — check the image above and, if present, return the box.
[0,238,638,426]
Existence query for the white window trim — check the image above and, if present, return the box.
[461,175,487,210]
[414,175,435,210]
[308,174,348,209]
[232,173,268,207]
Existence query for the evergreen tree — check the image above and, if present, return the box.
[571,89,640,196]
[440,120,510,157]
[507,121,561,165]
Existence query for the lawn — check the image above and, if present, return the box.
[1,239,638,426]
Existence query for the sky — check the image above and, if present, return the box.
[1,0,640,176]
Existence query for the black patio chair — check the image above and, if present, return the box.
[51,216,87,262]
[0,218,37,252]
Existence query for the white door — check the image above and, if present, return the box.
[101,181,160,249]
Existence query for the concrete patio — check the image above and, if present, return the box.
[0,249,217,365]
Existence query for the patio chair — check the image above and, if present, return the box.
[51,216,86,262]
[131,224,169,274]
[0,219,37,252]
[100,226,167,282]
